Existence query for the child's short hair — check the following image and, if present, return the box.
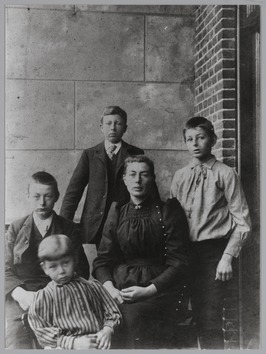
[183,116,217,142]
[123,155,155,179]
[38,234,74,262]
[101,106,127,124]
[28,171,60,199]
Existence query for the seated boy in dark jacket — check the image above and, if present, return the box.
[5,171,89,349]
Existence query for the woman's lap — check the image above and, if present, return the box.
[112,292,185,349]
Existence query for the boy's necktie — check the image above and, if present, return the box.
[195,163,207,184]
[107,145,116,160]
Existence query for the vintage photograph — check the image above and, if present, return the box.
[4,3,260,350]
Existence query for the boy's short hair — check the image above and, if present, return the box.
[38,234,74,262]
[123,155,155,179]
[101,106,127,124]
[183,116,217,142]
[28,171,60,199]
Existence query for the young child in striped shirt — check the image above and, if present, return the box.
[28,234,121,350]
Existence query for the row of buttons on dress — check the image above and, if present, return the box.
[155,205,167,257]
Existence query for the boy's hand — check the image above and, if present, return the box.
[95,327,113,350]
[103,281,123,304]
[73,335,98,349]
[215,254,233,281]
[121,284,157,303]
[11,287,36,310]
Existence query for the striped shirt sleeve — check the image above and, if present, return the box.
[28,286,75,349]
[28,279,121,349]
[88,279,122,331]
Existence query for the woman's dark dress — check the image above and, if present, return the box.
[93,197,189,348]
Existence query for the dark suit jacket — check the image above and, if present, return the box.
[5,212,90,296]
[60,140,144,243]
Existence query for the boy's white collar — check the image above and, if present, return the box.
[190,155,216,169]
[33,212,54,236]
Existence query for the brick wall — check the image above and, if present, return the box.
[194,5,237,167]
[194,5,239,349]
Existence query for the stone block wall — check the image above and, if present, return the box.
[5,5,196,225]
[5,5,195,269]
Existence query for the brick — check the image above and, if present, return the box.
[223,99,236,109]
[222,8,236,19]
[220,69,236,79]
[218,28,236,41]
[217,48,235,60]
[217,18,236,32]
[223,49,236,59]
[201,72,209,83]
[215,101,225,111]
[220,129,236,139]
[224,120,236,129]
[221,38,236,49]
[222,109,236,118]
[215,59,235,73]
[222,149,236,157]
[223,79,236,89]
[223,157,236,167]
[210,105,215,114]
[212,95,218,103]
[211,55,219,66]
[217,89,236,100]
[223,59,236,68]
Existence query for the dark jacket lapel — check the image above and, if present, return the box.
[95,141,107,167]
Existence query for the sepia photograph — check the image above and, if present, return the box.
[4,2,261,350]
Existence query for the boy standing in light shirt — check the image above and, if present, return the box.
[170,116,251,349]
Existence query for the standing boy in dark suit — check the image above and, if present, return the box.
[60,106,144,247]
[5,171,89,349]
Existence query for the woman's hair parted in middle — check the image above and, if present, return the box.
[123,155,155,178]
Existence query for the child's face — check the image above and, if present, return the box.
[100,114,127,143]
[42,255,75,285]
[185,127,214,162]
[123,162,153,201]
[28,182,57,220]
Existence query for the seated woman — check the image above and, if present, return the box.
[92,155,190,349]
